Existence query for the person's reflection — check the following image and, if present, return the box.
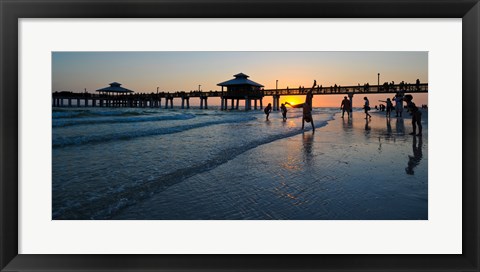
[342,116,353,131]
[266,118,272,127]
[302,132,314,166]
[396,117,405,135]
[405,136,423,175]
[386,118,392,135]
[364,118,371,134]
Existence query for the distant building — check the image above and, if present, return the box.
[217,73,264,110]
[96,82,134,95]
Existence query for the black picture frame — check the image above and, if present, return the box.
[1,0,478,271]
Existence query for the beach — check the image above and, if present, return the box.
[52,107,428,220]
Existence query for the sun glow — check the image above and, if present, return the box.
[281,96,304,107]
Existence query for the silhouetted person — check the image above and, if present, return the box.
[406,135,423,175]
[363,97,371,119]
[286,80,316,132]
[264,103,272,121]
[379,98,393,118]
[340,96,351,118]
[393,93,403,117]
[280,103,287,121]
[404,94,422,136]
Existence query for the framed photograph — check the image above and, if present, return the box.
[1,0,478,271]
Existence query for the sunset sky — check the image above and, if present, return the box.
[52,51,428,107]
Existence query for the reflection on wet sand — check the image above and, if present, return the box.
[364,118,371,134]
[302,132,314,166]
[406,136,423,175]
[342,117,353,131]
[395,117,405,135]
[386,118,392,135]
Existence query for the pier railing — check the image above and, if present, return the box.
[52,83,428,110]
[262,83,428,96]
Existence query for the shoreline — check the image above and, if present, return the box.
[110,108,428,220]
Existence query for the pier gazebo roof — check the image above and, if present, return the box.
[217,73,264,87]
[96,82,134,93]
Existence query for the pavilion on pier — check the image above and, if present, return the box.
[217,73,264,111]
[96,82,134,95]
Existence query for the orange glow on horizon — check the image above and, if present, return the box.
[267,93,428,108]
[281,96,304,107]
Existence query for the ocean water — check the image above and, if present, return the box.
[52,106,335,219]
[52,106,428,220]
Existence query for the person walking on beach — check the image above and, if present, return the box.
[379,98,393,118]
[280,103,288,121]
[285,80,316,132]
[363,97,372,119]
[404,94,422,136]
[393,93,404,117]
[264,103,272,121]
[340,96,351,118]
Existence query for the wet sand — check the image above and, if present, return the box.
[113,109,428,220]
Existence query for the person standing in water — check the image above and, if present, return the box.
[393,93,404,117]
[379,98,393,118]
[363,97,372,119]
[340,96,351,118]
[404,94,422,136]
[264,103,272,121]
[280,103,288,121]
[285,80,316,132]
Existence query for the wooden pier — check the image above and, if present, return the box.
[52,83,428,111]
